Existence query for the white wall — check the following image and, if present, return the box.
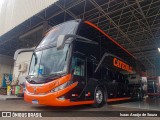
[0,0,58,36]
[0,54,14,74]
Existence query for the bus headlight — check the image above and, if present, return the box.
[51,80,73,92]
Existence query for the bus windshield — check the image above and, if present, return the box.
[37,21,78,48]
[29,44,70,78]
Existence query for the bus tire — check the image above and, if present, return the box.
[92,87,106,108]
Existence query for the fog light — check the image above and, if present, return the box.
[58,96,65,100]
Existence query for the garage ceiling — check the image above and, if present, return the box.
[0,0,160,72]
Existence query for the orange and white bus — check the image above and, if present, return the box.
[24,19,144,107]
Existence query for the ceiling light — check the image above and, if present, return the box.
[158,48,160,52]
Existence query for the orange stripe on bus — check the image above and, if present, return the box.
[107,97,131,102]
[84,21,136,59]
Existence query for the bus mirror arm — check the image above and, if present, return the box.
[57,34,98,50]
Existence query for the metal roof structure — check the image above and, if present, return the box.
[0,0,160,75]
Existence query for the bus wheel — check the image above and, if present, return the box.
[92,87,105,108]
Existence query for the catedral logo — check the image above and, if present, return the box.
[113,58,133,73]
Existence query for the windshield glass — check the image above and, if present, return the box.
[29,44,70,78]
[37,21,78,48]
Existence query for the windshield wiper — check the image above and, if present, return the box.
[26,76,37,83]
[29,80,37,84]
[41,73,62,78]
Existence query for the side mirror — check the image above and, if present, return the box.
[14,48,35,61]
[57,34,75,50]
[57,35,66,50]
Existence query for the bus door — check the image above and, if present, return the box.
[71,54,86,101]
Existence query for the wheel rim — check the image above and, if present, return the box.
[96,90,103,104]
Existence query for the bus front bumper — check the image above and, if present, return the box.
[24,82,94,106]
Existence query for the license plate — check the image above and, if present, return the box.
[32,100,39,104]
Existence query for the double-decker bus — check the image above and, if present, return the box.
[24,19,145,107]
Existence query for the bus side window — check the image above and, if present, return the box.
[72,57,85,76]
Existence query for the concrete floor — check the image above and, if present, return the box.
[0,98,159,120]
[112,97,160,111]
[0,95,23,100]
[0,99,143,111]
